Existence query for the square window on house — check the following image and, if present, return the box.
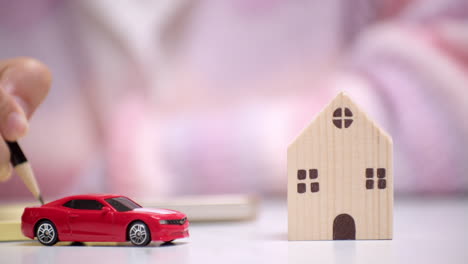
[366,168,374,178]
[309,169,318,179]
[377,168,386,178]
[297,183,306,193]
[366,180,374,190]
[311,182,319,193]
[297,170,306,180]
[378,179,386,189]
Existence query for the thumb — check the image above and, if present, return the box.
[0,57,51,141]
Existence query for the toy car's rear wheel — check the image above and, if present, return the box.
[128,221,151,246]
[36,220,58,246]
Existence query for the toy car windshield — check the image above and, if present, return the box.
[105,197,142,212]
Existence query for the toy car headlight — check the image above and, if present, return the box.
[159,220,168,224]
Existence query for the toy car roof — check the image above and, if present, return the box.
[44,194,129,206]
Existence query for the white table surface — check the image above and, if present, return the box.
[1,197,467,264]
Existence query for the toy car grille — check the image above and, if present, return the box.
[167,217,187,225]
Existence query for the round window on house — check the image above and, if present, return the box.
[332,107,353,128]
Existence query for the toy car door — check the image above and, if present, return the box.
[65,199,115,241]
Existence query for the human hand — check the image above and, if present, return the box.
[0,57,51,182]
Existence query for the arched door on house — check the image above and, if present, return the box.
[333,214,356,240]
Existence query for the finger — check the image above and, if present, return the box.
[0,139,12,182]
[0,57,52,119]
[0,57,51,141]
[0,83,28,141]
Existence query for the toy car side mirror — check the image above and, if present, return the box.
[102,207,111,214]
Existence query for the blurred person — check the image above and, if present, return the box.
[0,0,467,201]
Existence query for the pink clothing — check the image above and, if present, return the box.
[0,0,467,200]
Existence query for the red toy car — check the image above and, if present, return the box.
[21,194,189,246]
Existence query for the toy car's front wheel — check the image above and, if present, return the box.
[128,221,151,246]
[36,220,58,246]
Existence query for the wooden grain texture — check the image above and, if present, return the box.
[288,92,393,240]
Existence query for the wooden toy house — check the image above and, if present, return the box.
[287,92,393,240]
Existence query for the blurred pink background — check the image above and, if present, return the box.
[0,0,467,200]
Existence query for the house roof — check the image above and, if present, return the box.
[288,92,392,149]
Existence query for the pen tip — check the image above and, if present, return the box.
[38,195,44,205]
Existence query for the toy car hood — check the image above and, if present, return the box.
[133,208,186,219]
